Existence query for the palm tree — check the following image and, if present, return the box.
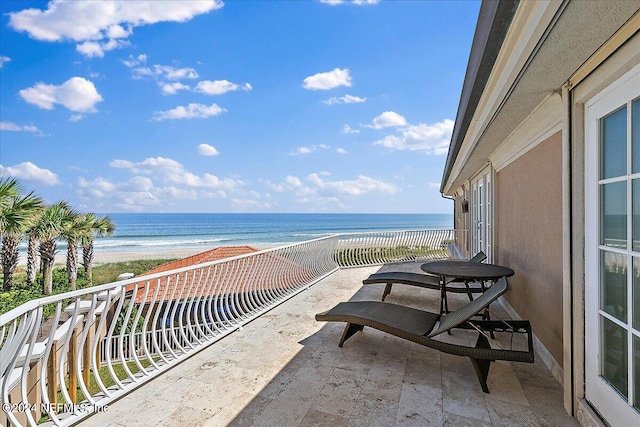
[81,214,115,285]
[61,210,85,291]
[26,229,39,286]
[0,178,43,291]
[33,202,73,295]
[0,177,22,228]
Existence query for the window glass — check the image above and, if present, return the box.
[635,257,640,331]
[632,99,640,173]
[602,181,627,249]
[601,316,628,398]
[634,180,640,252]
[602,106,627,179]
[601,251,627,321]
[635,335,640,411]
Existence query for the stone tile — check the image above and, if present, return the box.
[524,385,581,427]
[225,394,273,427]
[403,347,441,387]
[94,396,182,427]
[300,409,350,427]
[441,370,491,423]
[513,358,563,391]
[395,382,443,427]
[347,391,399,427]
[311,366,368,417]
[443,411,492,426]
[484,361,530,406]
[155,406,212,427]
[486,398,540,427]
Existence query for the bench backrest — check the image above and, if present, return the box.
[428,277,508,337]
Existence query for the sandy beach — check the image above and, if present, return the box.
[17,247,228,267]
[18,244,281,267]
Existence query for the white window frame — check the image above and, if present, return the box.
[585,62,640,425]
[470,167,493,261]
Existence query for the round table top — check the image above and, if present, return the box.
[421,260,514,280]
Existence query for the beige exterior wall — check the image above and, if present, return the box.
[496,131,564,365]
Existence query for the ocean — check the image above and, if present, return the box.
[17,213,453,257]
[92,213,453,254]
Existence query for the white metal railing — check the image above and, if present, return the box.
[0,229,462,426]
[335,228,466,267]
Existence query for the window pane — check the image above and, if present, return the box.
[601,106,627,179]
[600,107,627,178]
[602,181,627,249]
[635,180,640,252]
[635,257,640,331]
[601,316,628,398]
[633,99,640,173]
[635,335,640,411]
[601,251,627,321]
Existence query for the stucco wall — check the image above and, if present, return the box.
[497,131,564,366]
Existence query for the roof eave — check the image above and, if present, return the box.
[440,0,519,195]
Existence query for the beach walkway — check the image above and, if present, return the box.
[79,267,578,427]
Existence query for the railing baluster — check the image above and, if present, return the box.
[1,231,462,426]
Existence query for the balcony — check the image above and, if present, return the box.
[1,230,578,426]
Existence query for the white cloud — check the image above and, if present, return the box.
[109,156,242,191]
[307,173,396,196]
[19,77,103,112]
[336,148,347,154]
[129,64,199,81]
[76,38,129,58]
[341,124,360,134]
[152,103,226,121]
[77,177,117,198]
[303,68,352,90]
[289,144,331,155]
[161,82,190,95]
[322,94,366,105]
[291,147,312,155]
[154,65,198,80]
[0,56,11,69]
[124,57,252,97]
[122,54,147,68]
[428,182,441,188]
[197,143,220,156]
[374,119,454,154]
[8,1,223,57]
[265,172,396,209]
[82,156,251,210]
[0,121,44,135]
[0,162,59,185]
[231,198,276,210]
[362,111,407,129]
[69,114,83,122]
[195,80,252,95]
[77,179,161,211]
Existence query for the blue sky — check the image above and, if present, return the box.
[0,0,480,214]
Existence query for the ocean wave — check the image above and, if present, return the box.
[93,238,228,249]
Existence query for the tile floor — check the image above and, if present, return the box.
[79,266,580,427]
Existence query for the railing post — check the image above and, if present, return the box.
[69,327,78,403]
[28,359,42,422]
[83,324,93,386]
[47,342,58,410]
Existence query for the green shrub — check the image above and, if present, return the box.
[0,259,173,316]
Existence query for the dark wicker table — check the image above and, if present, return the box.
[421,260,514,281]
[421,260,514,315]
